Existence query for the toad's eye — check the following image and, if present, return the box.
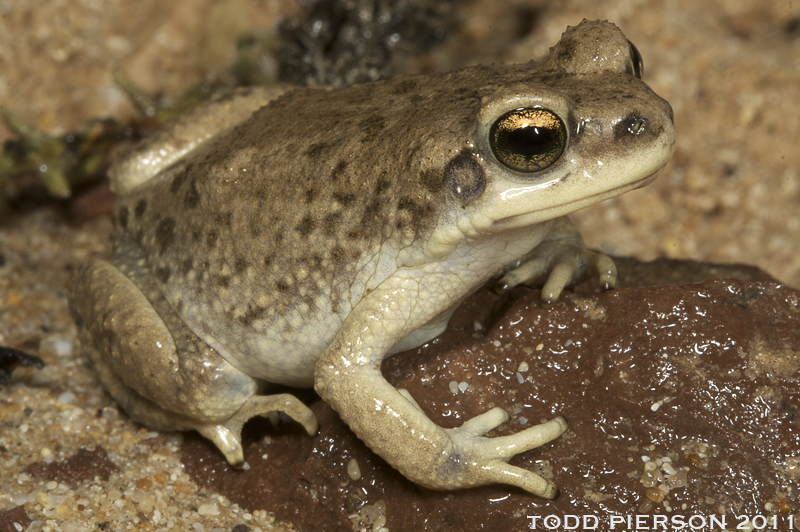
[489,108,567,174]
[628,40,644,79]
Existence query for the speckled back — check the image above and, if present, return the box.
[110,68,503,380]
[109,41,674,384]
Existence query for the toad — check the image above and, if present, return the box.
[69,20,675,497]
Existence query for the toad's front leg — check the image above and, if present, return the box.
[314,272,566,498]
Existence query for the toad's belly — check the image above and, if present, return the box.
[183,294,353,388]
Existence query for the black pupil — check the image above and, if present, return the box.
[504,125,560,157]
[490,108,566,173]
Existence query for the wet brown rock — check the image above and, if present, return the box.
[182,258,799,532]
[0,506,31,532]
[27,446,120,485]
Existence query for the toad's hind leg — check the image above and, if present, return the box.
[68,239,317,466]
[196,394,318,465]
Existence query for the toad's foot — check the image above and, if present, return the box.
[499,245,615,303]
[497,216,616,303]
[198,394,318,467]
[443,410,567,498]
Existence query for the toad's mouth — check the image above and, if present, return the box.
[491,165,665,229]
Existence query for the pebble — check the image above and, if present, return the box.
[198,503,220,516]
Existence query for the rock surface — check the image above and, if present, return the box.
[0,506,31,532]
[181,259,800,531]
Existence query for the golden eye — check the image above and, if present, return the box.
[489,108,567,174]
